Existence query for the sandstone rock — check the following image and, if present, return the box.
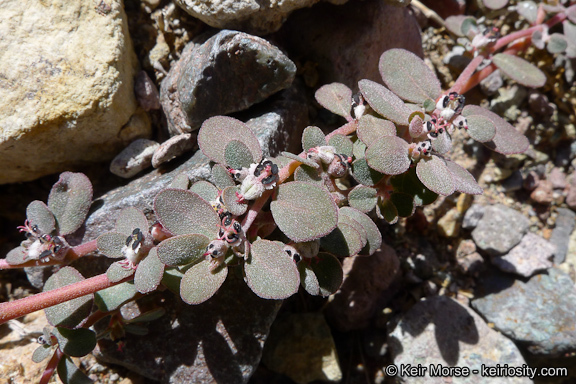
[0,0,148,184]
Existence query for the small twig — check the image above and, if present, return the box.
[410,0,445,27]
[39,348,63,384]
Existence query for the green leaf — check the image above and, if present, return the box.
[154,189,220,238]
[52,327,96,357]
[180,259,228,305]
[94,281,138,312]
[298,253,343,297]
[245,239,300,299]
[365,135,411,175]
[356,115,397,146]
[378,198,398,224]
[106,261,135,283]
[328,134,353,157]
[320,223,363,257]
[26,201,56,235]
[189,180,220,203]
[32,345,53,363]
[416,156,455,196]
[225,140,254,169]
[302,126,327,151]
[423,98,436,113]
[221,186,248,216]
[198,116,262,165]
[445,15,476,37]
[157,234,210,267]
[517,1,538,24]
[492,53,546,88]
[390,192,415,217]
[170,173,190,190]
[338,207,382,256]
[57,356,93,384]
[280,151,320,168]
[461,17,479,37]
[314,83,353,119]
[338,213,367,249]
[135,247,165,294]
[294,164,323,185]
[444,159,483,195]
[126,308,166,323]
[351,158,385,186]
[210,164,236,189]
[348,186,378,213]
[353,139,367,159]
[47,172,93,235]
[44,267,93,328]
[431,131,452,154]
[271,182,338,242]
[115,207,149,237]
[409,114,424,138]
[464,115,497,142]
[358,79,411,125]
[97,232,127,259]
[547,33,568,54]
[379,49,441,104]
[390,166,438,206]
[6,247,28,265]
[161,268,184,294]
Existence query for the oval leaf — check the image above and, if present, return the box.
[353,139,367,159]
[338,214,367,249]
[245,239,300,299]
[221,186,248,216]
[210,164,236,189]
[328,134,353,157]
[445,16,476,37]
[379,49,441,104]
[189,180,219,203]
[294,164,323,185]
[115,207,149,237]
[431,130,452,154]
[97,232,128,259]
[52,327,96,357]
[351,158,385,186]
[409,115,424,138]
[298,253,343,297]
[416,156,455,196]
[26,201,56,235]
[170,173,190,190]
[357,115,397,145]
[302,126,327,151]
[390,167,438,206]
[198,116,262,165]
[225,140,254,169]
[6,246,28,265]
[44,267,93,328]
[154,189,220,238]
[94,281,138,312]
[338,207,382,256]
[280,151,320,169]
[492,53,546,88]
[365,136,411,175]
[157,234,210,267]
[547,33,568,54]
[378,199,398,224]
[517,1,538,24]
[320,223,363,257]
[465,115,497,142]
[358,79,411,124]
[57,356,93,384]
[348,186,378,213]
[270,182,338,242]
[315,83,353,119]
[32,345,53,363]
[444,159,483,195]
[47,172,93,235]
[106,261,135,283]
[135,248,165,294]
[180,259,228,305]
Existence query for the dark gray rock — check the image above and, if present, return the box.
[550,208,576,264]
[479,69,503,96]
[501,170,523,192]
[492,233,555,277]
[389,296,531,384]
[160,30,296,135]
[461,204,485,230]
[472,268,576,356]
[471,204,529,256]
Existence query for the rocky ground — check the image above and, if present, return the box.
[1,0,575,383]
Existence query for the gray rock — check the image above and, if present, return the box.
[501,170,523,192]
[548,168,567,190]
[151,134,195,168]
[489,85,528,116]
[324,244,400,331]
[462,204,485,229]
[0,0,147,184]
[479,69,504,96]
[472,268,576,356]
[492,233,555,277]
[456,241,485,275]
[471,204,529,256]
[550,208,576,264]
[110,139,160,178]
[160,30,296,135]
[389,296,531,384]
[134,70,161,111]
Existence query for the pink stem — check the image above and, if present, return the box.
[68,239,98,259]
[449,55,486,95]
[241,190,272,234]
[39,348,63,384]
[0,239,98,270]
[325,120,358,141]
[491,12,567,52]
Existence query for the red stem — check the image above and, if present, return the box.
[325,120,358,141]
[0,239,98,270]
[241,190,272,234]
[39,348,63,384]
[0,273,130,325]
[68,239,98,259]
[449,55,486,95]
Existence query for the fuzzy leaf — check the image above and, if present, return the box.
[280,151,320,169]
[52,327,96,357]
[106,261,135,283]
[328,134,353,157]
[94,281,138,312]
[154,189,220,238]
[461,18,479,37]
[338,213,367,249]
[465,115,497,142]
[357,115,396,145]
[126,308,166,323]
[409,115,424,138]
[57,356,93,384]
[6,247,27,265]
[245,239,300,299]
[315,83,353,119]
[444,159,483,195]
[157,234,210,267]
[547,33,568,54]
[339,207,382,256]
[365,135,411,175]
[351,158,385,186]
[135,248,164,294]
[97,232,127,259]
[568,5,576,24]
[483,0,508,9]
[294,164,323,185]
[180,259,228,305]
[517,1,538,24]
[198,116,262,165]
[170,173,190,189]
[348,186,378,213]
[221,186,248,216]
[302,126,327,151]
[565,20,576,45]
[161,268,184,295]
[423,98,436,113]
[431,130,452,154]
[416,156,455,196]
[32,345,53,363]
[26,201,56,235]
[298,253,343,296]
[463,105,529,154]
[271,182,338,242]
[320,223,363,257]
[47,172,93,235]
[115,207,149,237]
[379,199,398,224]
[210,164,236,189]
[225,140,254,170]
[379,49,441,104]
[390,192,415,217]
[353,139,367,159]
[445,16,476,37]
[189,181,219,203]
[390,167,438,206]
[44,267,93,328]
[358,79,411,124]
[492,53,546,88]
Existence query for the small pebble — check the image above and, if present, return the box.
[457,252,485,275]
[550,208,576,264]
[462,204,485,229]
[528,92,555,116]
[548,167,567,189]
[530,180,554,204]
[134,70,160,111]
[151,133,194,168]
[109,139,159,178]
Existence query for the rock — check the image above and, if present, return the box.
[389,296,531,383]
[471,204,530,256]
[456,240,485,275]
[160,30,296,135]
[528,92,556,116]
[110,139,160,178]
[522,170,540,191]
[461,204,485,230]
[530,180,554,204]
[134,71,161,111]
[0,0,147,184]
[479,69,504,96]
[489,85,528,116]
[501,170,523,192]
[151,134,195,168]
[277,0,423,88]
[472,268,576,356]
[492,233,555,277]
[437,207,461,238]
[550,208,576,264]
[566,175,576,210]
[325,244,400,331]
[262,313,342,384]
